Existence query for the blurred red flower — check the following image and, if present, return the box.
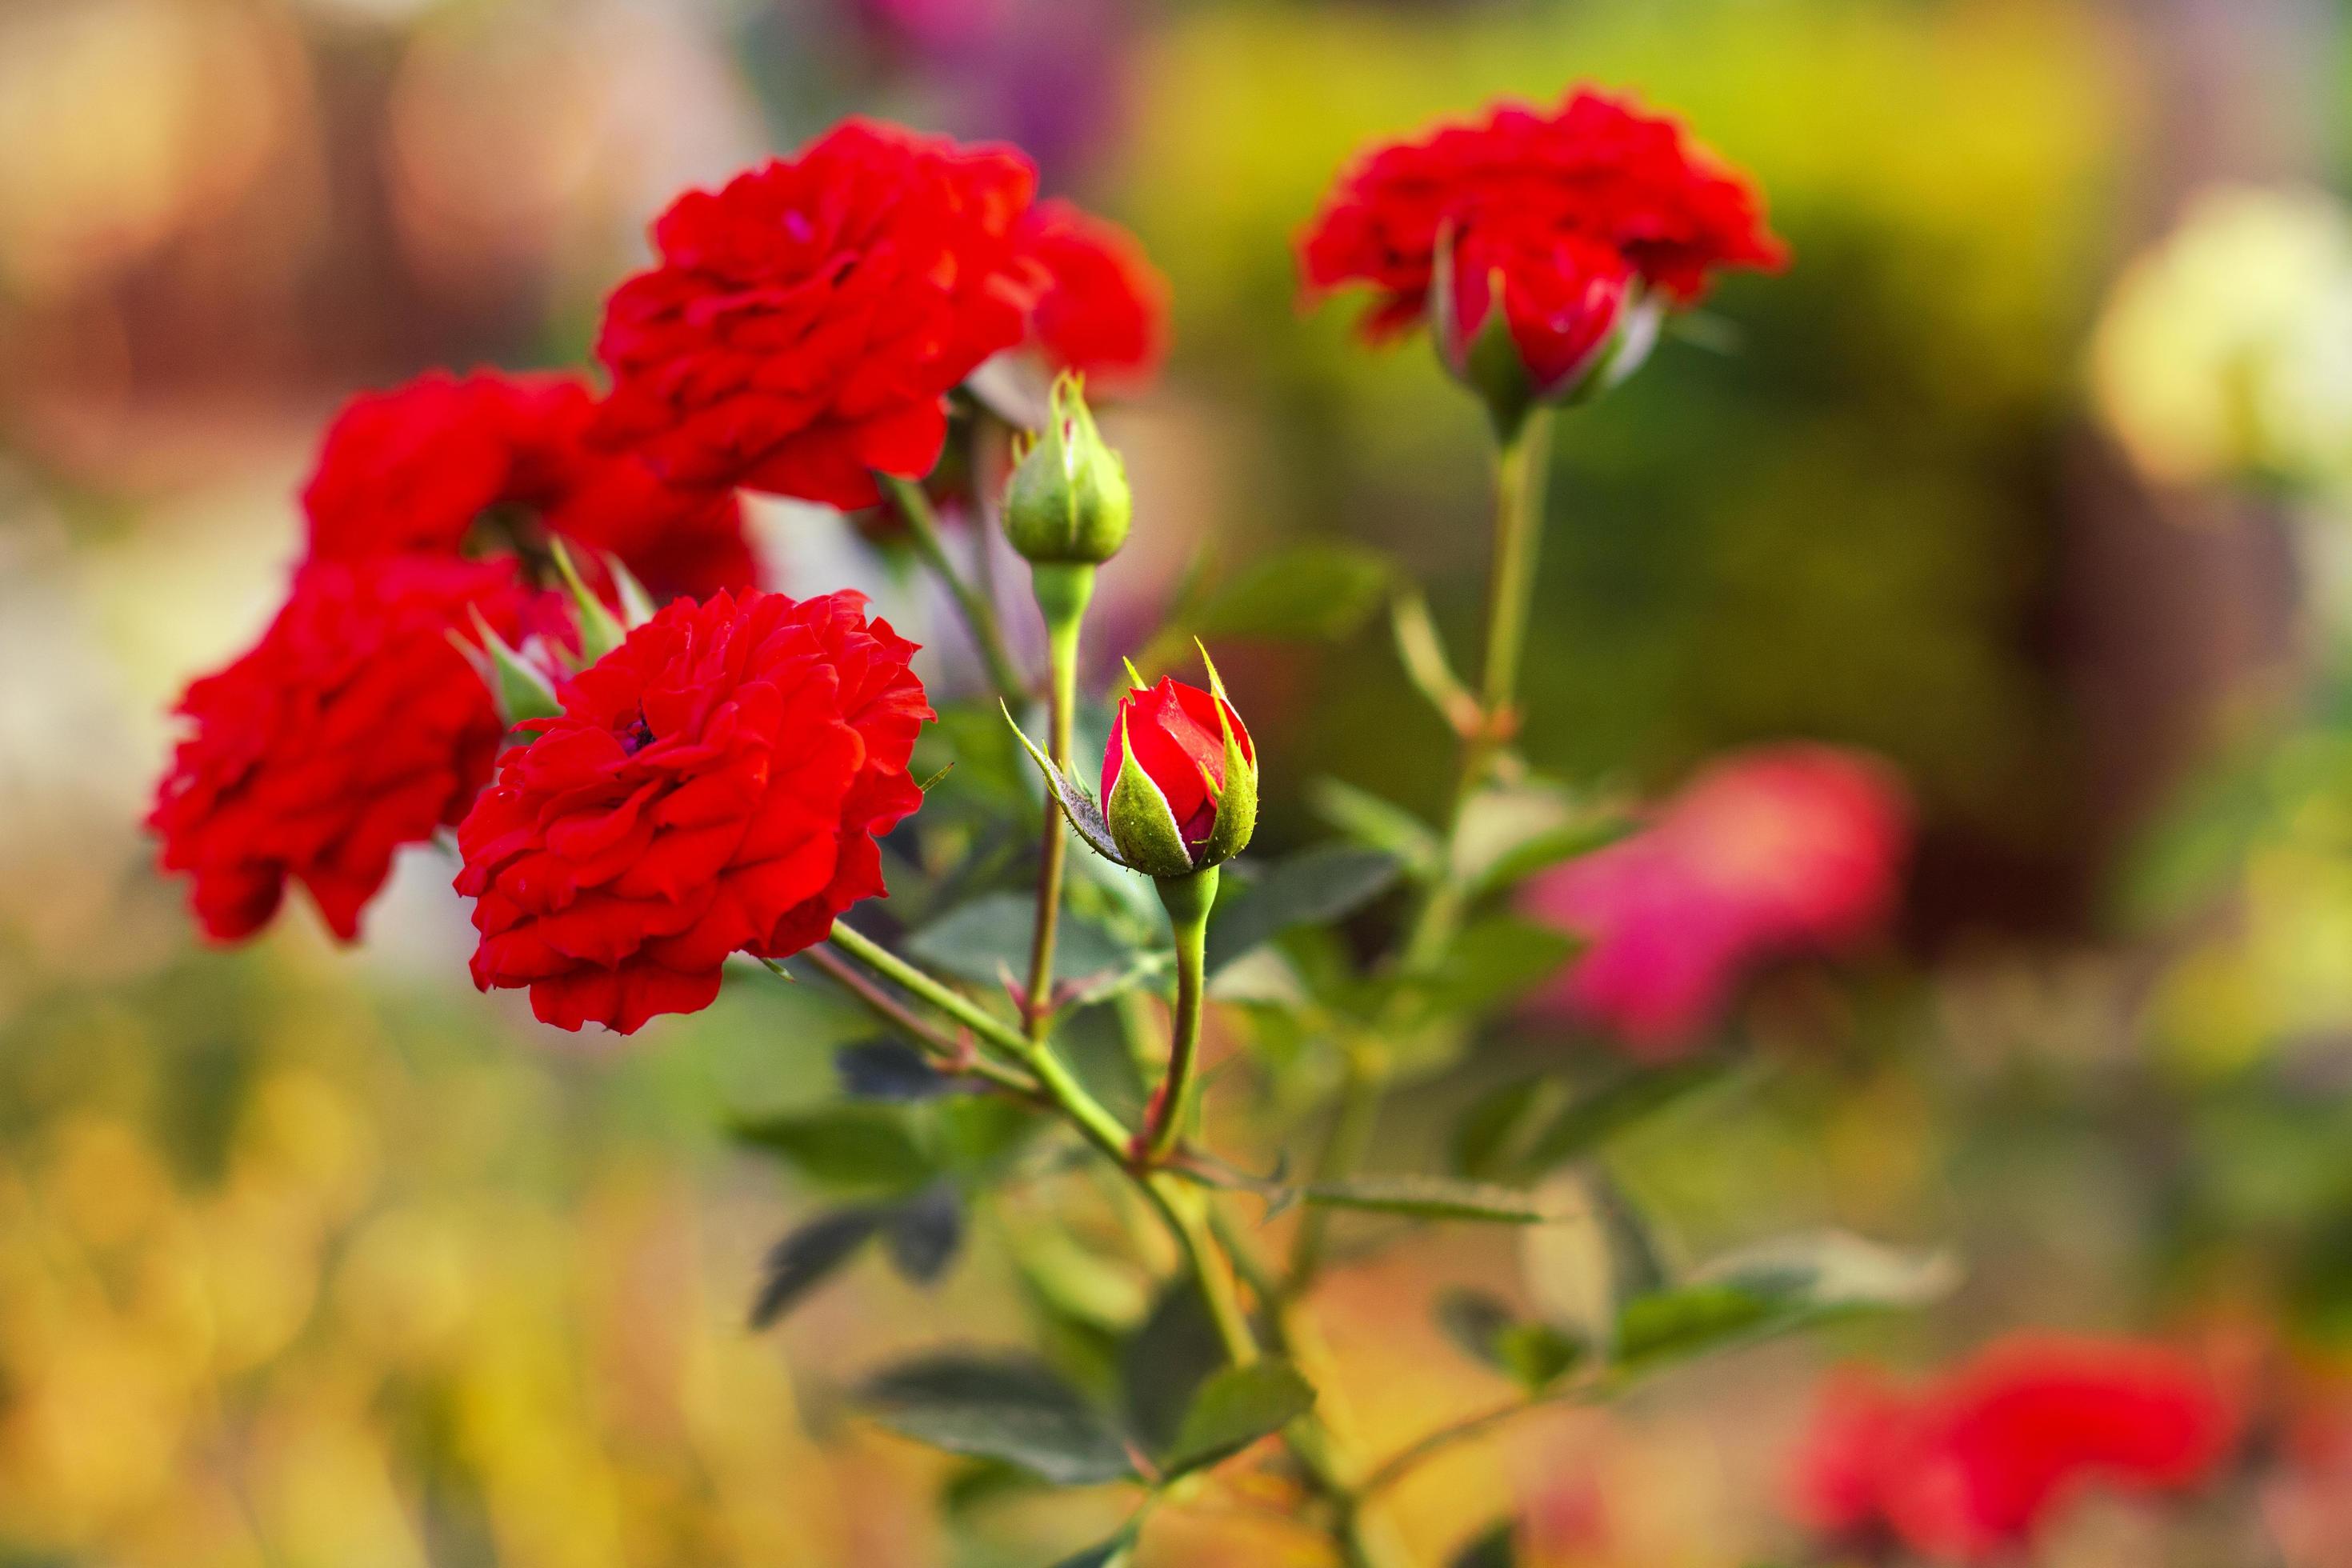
[594,119,1038,512]
[302,369,758,601]
[455,590,932,1034]
[150,556,546,943]
[1521,743,1908,1054]
[1103,676,1251,858]
[1792,1337,2238,1562]
[1299,87,1786,397]
[1016,198,1170,386]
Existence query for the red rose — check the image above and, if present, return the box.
[594,119,1038,513]
[150,555,545,943]
[1299,87,1786,399]
[303,369,758,601]
[1016,198,1170,387]
[455,590,934,1034]
[1791,1337,2237,1562]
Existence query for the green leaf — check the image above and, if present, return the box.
[1118,1281,1226,1456]
[1450,1078,1550,1181]
[857,1353,1136,1486]
[1187,542,1393,642]
[748,1207,882,1327]
[731,1106,933,1192]
[1614,1232,1958,1374]
[1161,1360,1316,1477]
[884,1184,962,1283]
[1310,778,1442,878]
[1450,1520,1518,1568]
[1465,815,1637,901]
[1205,846,1401,974]
[1514,1062,1735,1180]
[907,892,1135,988]
[1434,1290,1583,1393]
[1300,1175,1558,1224]
[1051,1518,1145,1568]
[1403,916,1579,1020]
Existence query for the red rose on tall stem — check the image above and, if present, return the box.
[1015,198,1170,387]
[303,369,758,602]
[150,556,547,943]
[454,590,933,1034]
[1103,677,1253,862]
[1791,1336,2238,1562]
[1299,87,1786,410]
[594,119,1038,513]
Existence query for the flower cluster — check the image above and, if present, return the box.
[457,590,931,1034]
[151,117,1166,973]
[1791,1336,2238,1561]
[1522,744,1909,1054]
[1300,86,1785,415]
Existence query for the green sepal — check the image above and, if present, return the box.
[549,538,627,663]
[458,606,561,725]
[602,551,658,628]
[1106,710,1197,878]
[1000,702,1126,866]
[1194,645,1256,867]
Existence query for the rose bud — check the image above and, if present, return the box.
[1101,655,1255,880]
[1002,373,1132,566]
[1431,228,1666,431]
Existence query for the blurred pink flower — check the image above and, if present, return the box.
[1521,743,1910,1055]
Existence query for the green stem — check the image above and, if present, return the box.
[1285,408,1557,1301]
[1024,563,1094,1039]
[787,949,1043,1101]
[825,920,1134,1172]
[881,471,1026,702]
[1352,1383,1598,1502]
[1142,866,1219,1163]
[1154,1176,1258,1366]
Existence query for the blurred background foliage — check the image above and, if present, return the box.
[11,0,2352,1563]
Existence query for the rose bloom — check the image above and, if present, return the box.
[455,590,933,1034]
[1522,744,1908,1055]
[303,369,757,601]
[1299,87,1786,394]
[1792,1337,2238,1562]
[1103,677,1252,861]
[594,118,1038,513]
[1016,198,1170,386]
[150,555,546,943]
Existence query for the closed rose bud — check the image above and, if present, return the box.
[1102,657,1256,879]
[1003,373,1132,565]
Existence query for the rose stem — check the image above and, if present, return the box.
[1022,562,1094,1039]
[878,471,1027,702]
[1141,865,1219,1162]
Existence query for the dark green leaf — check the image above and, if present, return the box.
[1434,1289,1516,1363]
[1614,1233,1958,1374]
[1514,1062,1733,1180]
[733,1106,933,1192]
[909,892,1134,987]
[1187,542,1392,642]
[1205,846,1402,974]
[857,1353,1136,1486]
[1162,1360,1316,1477]
[1450,1520,1518,1568]
[1450,1078,1550,1180]
[1301,1175,1556,1224]
[1118,1281,1227,1457]
[886,1185,962,1283]
[749,1208,882,1327]
[838,1039,956,1101]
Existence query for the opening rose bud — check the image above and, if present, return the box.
[1102,658,1256,880]
[1003,372,1132,566]
[1432,231,1665,434]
